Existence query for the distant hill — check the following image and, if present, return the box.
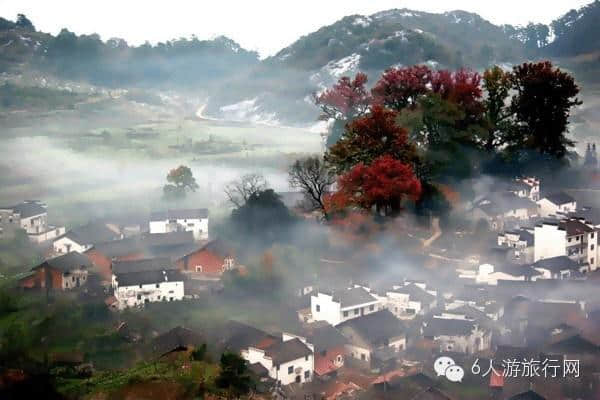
[547,0,600,57]
[0,16,259,89]
[1,4,599,124]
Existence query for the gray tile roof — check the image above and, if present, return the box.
[151,326,204,356]
[544,192,575,206]
[115,269,184,286]
[7,201,47,218]
[307,324,348,352]
[338,310,405,347]
[532,256,580,273]
[265,338,312,365]
[112,257,175,274]
[150,208,208,220]
[333,287,377,308]
[64,222,120,245]
[141,231,195,247]
[423,317,477,337]
[36,252,91,272]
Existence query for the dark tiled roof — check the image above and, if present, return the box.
[474,192,535,216]
[222,321,274,352]
[115,269,184,286]
[148,242,204,261]
[391,284,435,304]
[307,324,348,352]
[142,231,195,247]
[502,229,534,246]
[333,287,377,308]
[248,362,269,377]
[151,326,204,356]
[338,310,405,346]
[265,338,312,365]
[7,201,47,218]
[544,192,575,206]
[150,208,208,220]
[423,317,476,337]
[112,257,175,274]
[37,252,91,272]
[89,237,143,258]
[559,219,594,236]
[533,256,580,273]
[202,239,234,258]
[65,222,120,245]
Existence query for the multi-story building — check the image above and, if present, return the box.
[534,218,598,271]
[311,286,382,326]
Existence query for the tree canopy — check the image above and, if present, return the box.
[163,165,199,200]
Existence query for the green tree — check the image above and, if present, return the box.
[506,61,581,158]
[163,165,199,200]
[215,352,253,398]
[482,66,513,151]
[230,189,296,246]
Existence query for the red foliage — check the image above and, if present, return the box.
[315,72,371,119]
[336,155,421,215]
[326,104,416,172]
[430,68,484,115]
[371,65,432,110]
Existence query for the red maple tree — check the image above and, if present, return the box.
[335,154,422,216]
[325,104,416,173]
[315,72,371,120]
[371,65,432,111]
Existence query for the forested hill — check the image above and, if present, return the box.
[0,3,599,124]
[0,14,259,89]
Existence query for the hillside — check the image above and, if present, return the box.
[1,4,599,125]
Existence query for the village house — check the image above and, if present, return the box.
[303,322,348,378]
[497,228,535,264]
[470,192,537,231]
[532,256,584,279]
[337,309,406,365]
[0,200,65,243]
[242,332,314,386]
[533,218,598,270]
[459,263,542,285]
[536,192,577,218]
[149,208,209,241]
[311,286,382,326]
[113,268,185,309]
[381,282,438,320]
[422,314,492,354]
[151,326,205,358]
[508,177,540,202]
[53,222,122,254]
[19,252,90,290]
[174,239,235,276]
[85,237,146,281]
[111,257,177,287]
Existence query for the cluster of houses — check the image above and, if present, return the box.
[7,173,600,399]
[15,206,237,310]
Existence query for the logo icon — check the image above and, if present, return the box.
[434,356,464,383]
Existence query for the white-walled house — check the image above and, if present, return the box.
[423,315,492,354]
[311,287,382,326]
[338,310,406,364]
[470,263,542,285]
[532,255,586,279]
[383,282,437,319]
[0,201,65,243]
[149,209,209,241]
[113,269,185,310]
[508,177,540,202]
[242,333,314,386]
[497,228,535,264]
[470,192,536,231]
[534,219,598,270]
[536,192,576,218]
[53,222,121,254]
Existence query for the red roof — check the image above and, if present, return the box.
[315,357,338,376]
